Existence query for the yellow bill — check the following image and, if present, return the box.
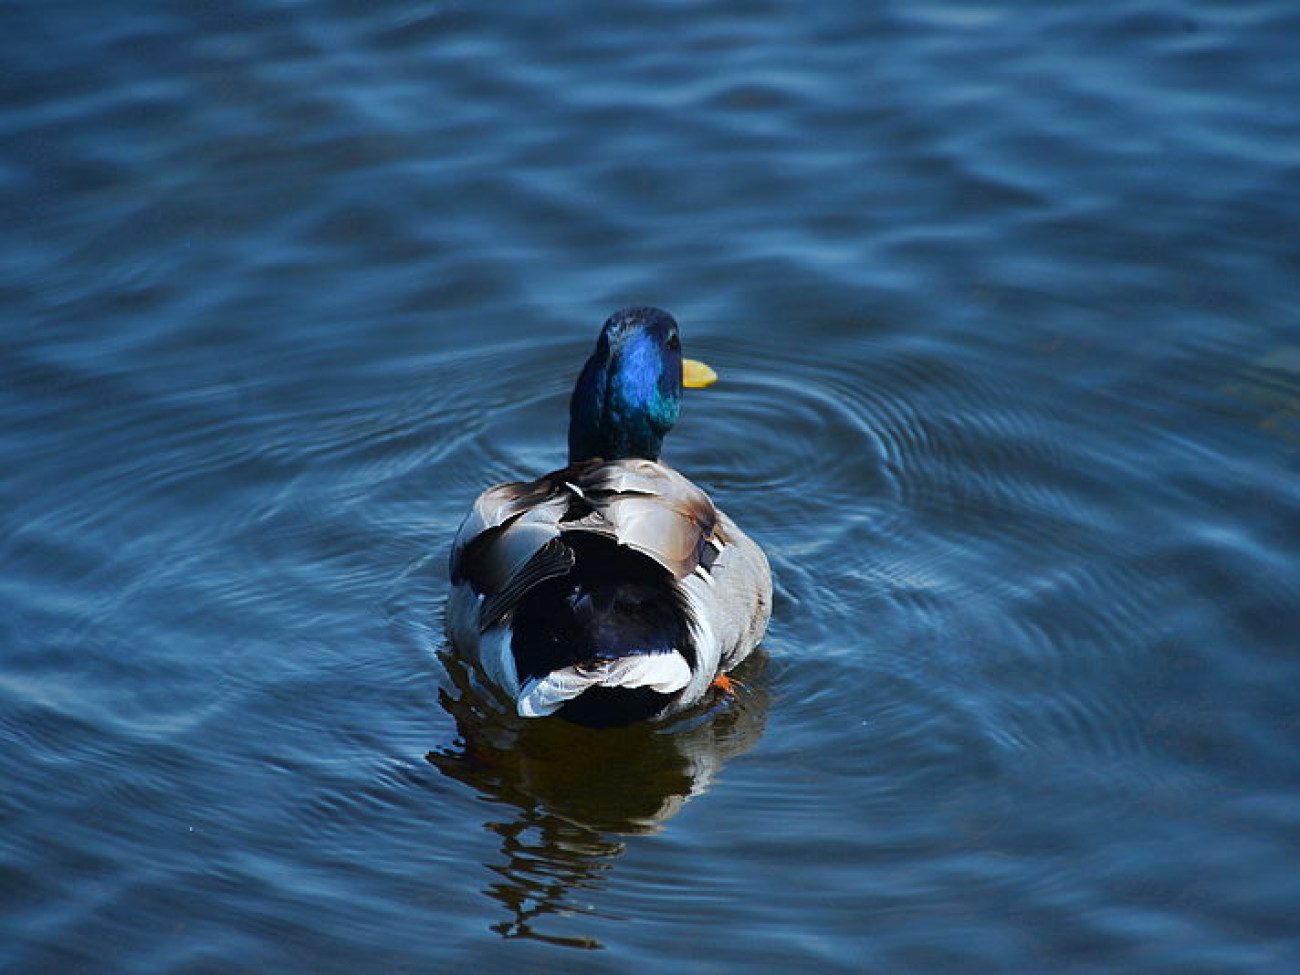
[682,358,718,389]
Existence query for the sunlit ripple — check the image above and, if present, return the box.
[665,325,1204,792]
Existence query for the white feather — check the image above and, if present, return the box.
[517,653,692,717]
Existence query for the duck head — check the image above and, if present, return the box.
[568,307,714,463]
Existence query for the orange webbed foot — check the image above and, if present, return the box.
[710,673,739,697]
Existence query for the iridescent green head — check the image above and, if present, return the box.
[568,307,712,463]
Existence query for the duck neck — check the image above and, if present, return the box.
[568,336,678,463]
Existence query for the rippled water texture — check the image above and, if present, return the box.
[4,2,1300,972]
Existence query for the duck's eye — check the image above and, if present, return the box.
[667,333,681,352]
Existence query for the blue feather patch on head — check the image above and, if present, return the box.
[612,330,680,428]
[568,306,684,462]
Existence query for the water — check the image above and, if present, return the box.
[4,1,1300,971]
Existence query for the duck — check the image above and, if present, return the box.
[447,307,771,728]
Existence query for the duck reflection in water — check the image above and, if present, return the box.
[428,649,769,949]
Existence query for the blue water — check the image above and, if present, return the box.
[4,2,1300,971]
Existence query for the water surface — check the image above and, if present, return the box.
[4,1,1300,972]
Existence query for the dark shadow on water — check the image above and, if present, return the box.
[428,651,769,949]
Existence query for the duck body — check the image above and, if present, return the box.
[447,308,771,727]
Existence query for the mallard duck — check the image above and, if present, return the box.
[447,307,771,727]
